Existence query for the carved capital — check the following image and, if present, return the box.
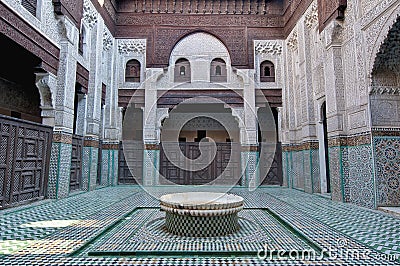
[325,21,344,46]
[56,15,77,43]
[35,72,57,110]
[156,108,170,129]
[231,108,245,128]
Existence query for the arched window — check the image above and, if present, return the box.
[125,59,141,82]
[180,66,186,76]
[260,60,275,82]
[210,58,227,82]
[174,58,191,82]
[216,65,222,76]
[264,66,271,77]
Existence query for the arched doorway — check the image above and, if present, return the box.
[159,103,241,185]
[320,102,331,193]
[258,107,282,185]
[370,15,400,207]
[119,107,144,184]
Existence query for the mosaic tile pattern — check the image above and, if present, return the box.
[0,187,399,265]
[82,146,90,190]
[265,188,400,259]
[143,150,159,186]
[284,149,319,192]
[282,152,288,187]
[292,151,305,190]
[100,149,118,187]
[48,142,72,199]
[241,151,259,187]
[344,145,375,209]
[373,137,400,206]
[329,146,343,202]
[101,150,110,186]
[82,146,99,191]
[165,211,239,237]
[303,150,312,193]
[78,208,313,256]
[0,187,142,253]
[112,151,118,186]
[311,148,321,193]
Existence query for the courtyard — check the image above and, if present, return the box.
[1,186,399,265]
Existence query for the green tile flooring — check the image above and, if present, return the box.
[0,186,399,265]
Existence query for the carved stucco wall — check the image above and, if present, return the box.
[254,40,284,89]
[281,0,400,208]
[168,32,232,84]
[116,38,146,88]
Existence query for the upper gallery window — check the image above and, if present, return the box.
[210,58,227,82]
[174,58,191,82]
[125,59,141,82]
[260,60,275,82]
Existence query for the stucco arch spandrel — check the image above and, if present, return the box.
[367,3,400,78]
[169,32,231,65]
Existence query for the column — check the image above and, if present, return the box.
[47,16,79,199]
[323,21,346,202]
[102,29,119,187]
[82,17,102,191]
[142,69,163,186]
[239,70,259,189]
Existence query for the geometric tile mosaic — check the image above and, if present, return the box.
[77,208,314,256]
[373,137,400,206]
[344,145,375,209]
[0,186,399,265]
[284,149,321,193]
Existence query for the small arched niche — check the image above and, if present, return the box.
[210,58,227,82]
[174,58,191,83]
[260,60,275,82]
[125,59,141,82]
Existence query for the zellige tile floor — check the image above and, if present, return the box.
[0,186,399,265]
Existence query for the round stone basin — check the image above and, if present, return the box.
[160,192,244,237]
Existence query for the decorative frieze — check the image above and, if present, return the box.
[102,143,120,150]
[241,145,259,152]
[286,30,298,50]
[254,41,282,55]
[282,141,319,152]
[370,86,400,95]
[327,133,371,147]
[84,137,100,148]
[103,28,113,51]
[118,39,146,54]
[304,2,318,29]
[83,0,98,28]
[144,144,159,150]
[52,131,73,144]
[372,128,400,137]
